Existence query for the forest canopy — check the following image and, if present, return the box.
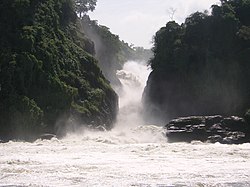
[144,0,250,121]
[74,0,97,17]
[0,0,118,141]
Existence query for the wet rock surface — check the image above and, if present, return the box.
[165,116,250,144]
[40,134,56,140]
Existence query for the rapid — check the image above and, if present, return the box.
[0,61,250,187]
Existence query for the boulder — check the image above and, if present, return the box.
[165,115,250,144]
[40,134,56,140]
[208,135,223,143]
[205,115,223,127]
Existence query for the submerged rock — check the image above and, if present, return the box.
[40,134,56,140]
[165,116,250,144]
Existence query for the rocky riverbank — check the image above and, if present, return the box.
[165,115,250,144]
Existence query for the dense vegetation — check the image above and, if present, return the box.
[143,0,250,123]
[75,0,97,18]
[81,15,152,88]
[0,0,118,141]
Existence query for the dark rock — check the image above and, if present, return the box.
[166,116,208,142]
[223,131,246,144]
[165,115,250,144]
[40,134,56,140]
[208,135,223,143]
[170,116,205,127]
[245,109,250,124]
[167,131,196,143]
[210,123,224,133]
[222,116,246,131]
[205,115,223,127]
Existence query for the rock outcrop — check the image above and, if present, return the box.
[143,1,250,125]
[40,134,56,140]
[165,115,250,144]
[80,15,152,89]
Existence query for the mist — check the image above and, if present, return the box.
[80,16,123,88]
[63,61,166,144]
[54,16,157,139]
[115,61,150,128]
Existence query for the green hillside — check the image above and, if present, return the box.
[0,0,118,141]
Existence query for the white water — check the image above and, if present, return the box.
[1,61,250,187]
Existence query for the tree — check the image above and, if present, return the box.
[168,7,177,21]
[75,0,97,18]
[144,0,250,121]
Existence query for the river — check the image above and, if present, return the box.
[0,61,250,187]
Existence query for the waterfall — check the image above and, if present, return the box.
[1,61,249,187]
[65,61,166,144]
[115,61,151,128]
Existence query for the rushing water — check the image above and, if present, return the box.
[1,61,250,187]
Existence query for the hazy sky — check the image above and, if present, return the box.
[89,0,220,48]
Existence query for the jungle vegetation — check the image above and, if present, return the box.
[0,0,118,141]
[81,15,152,87]
[143,0,250,122]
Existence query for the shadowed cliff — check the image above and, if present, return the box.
[143,0,250,124]
[80,15,152,89]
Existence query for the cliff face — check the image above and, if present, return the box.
[0,0,118,141]
[143,0,250,124]
[81,16,152,89]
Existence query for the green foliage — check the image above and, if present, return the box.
[146,0,250,120]
[151,21,183,71]
[238,25,250,40]
[0,0,118,140]
[10,96,44,138]
[74,0,97,18]
[81,15,152,86]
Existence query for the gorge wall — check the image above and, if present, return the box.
[80,15,152,89]
[143,0,250,124]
